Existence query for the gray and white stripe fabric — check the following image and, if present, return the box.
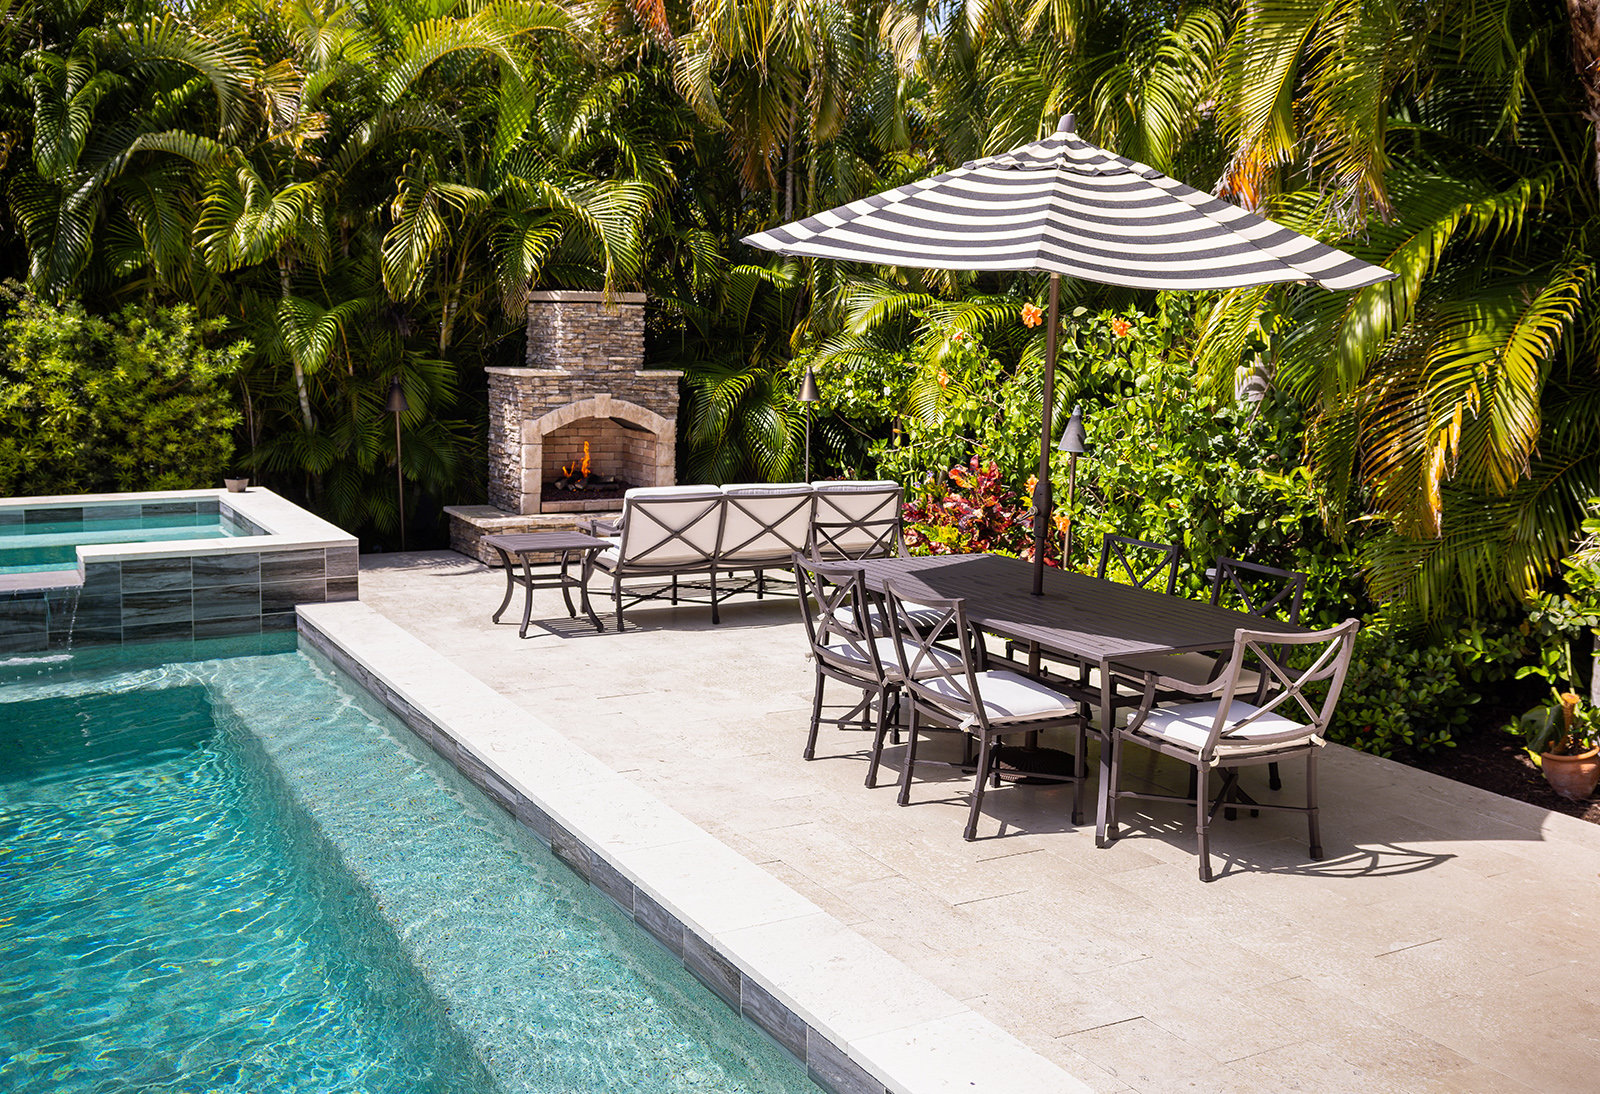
[742,117,1394,292]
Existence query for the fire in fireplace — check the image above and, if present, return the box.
[545,441,634,503]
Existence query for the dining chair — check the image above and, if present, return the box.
[1119,557,1310,792]
[1099,533,1182,594]
[1096,618,1360,881]
[880,578,1090,839]
[793,553,900,768]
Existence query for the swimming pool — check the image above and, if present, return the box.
[0,638,815,1093]
[0,500,248,574]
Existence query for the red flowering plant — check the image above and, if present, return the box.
[903,456,1059,564]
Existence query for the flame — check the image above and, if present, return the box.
[581,441,591,478]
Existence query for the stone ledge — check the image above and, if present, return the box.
[446,505,620,566]
[528,290,647,304]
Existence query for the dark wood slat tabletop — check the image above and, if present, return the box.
[856,553,1306,663]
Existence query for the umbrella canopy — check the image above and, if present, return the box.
[744,116,1395,588]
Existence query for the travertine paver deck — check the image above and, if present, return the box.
[359,551,1600,1093]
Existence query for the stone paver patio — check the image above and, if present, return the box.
[358,551,1600,1093]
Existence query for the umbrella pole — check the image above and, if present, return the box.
[1032,273,1060,596]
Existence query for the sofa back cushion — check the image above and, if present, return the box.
[618,487,725,567]
[810,480,904,560]
[720,484,815,563]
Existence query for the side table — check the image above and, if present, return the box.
[485,531,608,637]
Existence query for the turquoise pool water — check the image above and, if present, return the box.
[0,513,243,574]
[0,639,814,1093]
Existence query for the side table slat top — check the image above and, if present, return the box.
[485,531,607,552]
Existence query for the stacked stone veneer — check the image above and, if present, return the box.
[486,290,681,516]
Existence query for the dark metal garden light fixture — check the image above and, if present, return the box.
[798,367,821,481]
[1057,406,1087,568]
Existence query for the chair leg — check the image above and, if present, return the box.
[964,733,994,841]
[865,687,894,788]
[1306,751,1323,860]
[804,672,825,760]
[670,574,679,604]
[613,576,624,629]
[1269,760,1282,790]
[897,707,921,806]
[1070,720,1086,826]
[1196,764,1214,882]
[1096,732,1122,847]
[709,569,720,624]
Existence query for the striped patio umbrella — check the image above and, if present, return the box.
[744,115,1396,593]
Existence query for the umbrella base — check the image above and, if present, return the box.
[963,745,1078,785]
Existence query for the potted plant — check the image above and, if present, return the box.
[1515,690,1600,801]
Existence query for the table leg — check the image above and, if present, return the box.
[558,549,578,619]
[491,547,517,623]
[578,550,604,631]
[1095,656,1117,847]
[517,554,537,638]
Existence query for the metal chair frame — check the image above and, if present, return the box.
[1099,533,1182,594]
[809,483,906,561]
[793,553,901,771]
[585,491,727,624]
[1096,619,1360,881]
[881,579,1089,840]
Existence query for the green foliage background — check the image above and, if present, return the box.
[0,294,244,496]
[0,0,1596,750]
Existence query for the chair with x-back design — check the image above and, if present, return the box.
[1097,618,1360,881]
[809,481,905,562]
[1099,533,1182,594]
[881,578,1090,840]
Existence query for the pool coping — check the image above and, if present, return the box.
[296,600,1089,1094]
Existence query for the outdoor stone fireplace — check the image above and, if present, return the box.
[447,290,682,563]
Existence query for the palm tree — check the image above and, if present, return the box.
[1195,0,1600,622]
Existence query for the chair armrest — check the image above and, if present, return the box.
[581,518,621,537]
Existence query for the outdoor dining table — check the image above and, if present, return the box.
[852,552,1309,827]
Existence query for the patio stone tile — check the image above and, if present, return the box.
[963,995,1134,1093]
[352,552,1600,1094]
[1414,1064,1544,1093]
[1075,956,1303,1065]
[1225,1041,1418,1094]
[1061,1017,1233,1093]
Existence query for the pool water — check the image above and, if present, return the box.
[0,513,244,574]
[0,640,814,1093]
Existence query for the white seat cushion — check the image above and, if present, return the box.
[1131,699,1316,758]
[920,670,1079,726]
[830,602,946,635]
[823,638,962,678]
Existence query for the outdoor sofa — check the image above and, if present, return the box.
[582,480,903,626]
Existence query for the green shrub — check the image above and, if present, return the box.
[1325,622,1527,756]
[0,295,247,497]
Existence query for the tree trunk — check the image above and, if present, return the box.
[280,265,315,432]
[1567,0,1600,188]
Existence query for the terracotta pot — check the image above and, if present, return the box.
[224,478,250,493]
[1540,747,1600,802]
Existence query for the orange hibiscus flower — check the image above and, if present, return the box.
[1020,303,1044,328]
